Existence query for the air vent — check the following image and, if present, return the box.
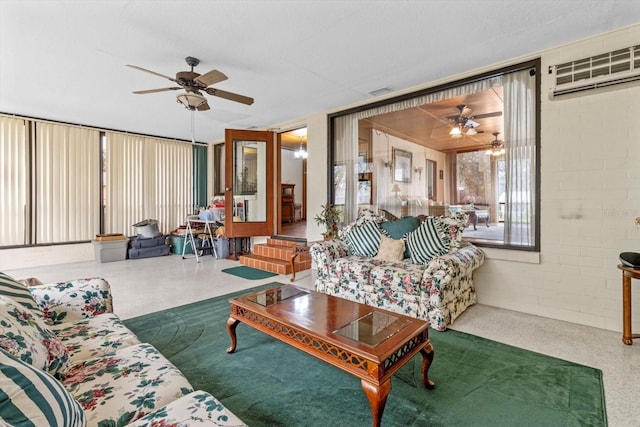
[368,87,393,97]
[549,45,640,97]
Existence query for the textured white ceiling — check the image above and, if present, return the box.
[1,1,639,142]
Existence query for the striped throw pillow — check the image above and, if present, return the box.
[344,220,381,257]
[406,217,450,264]
[0,348,86,427]
[0,272,42,315]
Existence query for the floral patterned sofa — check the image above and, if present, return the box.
[0,272,246,427]
[310,211,485,331]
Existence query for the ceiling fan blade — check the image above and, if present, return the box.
[194,69,228,87]
[127,65,177,82]
[205,88,254,105]
[473,111,502,119]
[133,87,182,94]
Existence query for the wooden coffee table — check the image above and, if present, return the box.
[226,284,435,426]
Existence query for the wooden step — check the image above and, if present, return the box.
[239,253,310,275]
[239,237,312,276]
[253,242,311,263]
[266,237,305,247]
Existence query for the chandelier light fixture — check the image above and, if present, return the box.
[486,132,505,156]
[294,135,308,159]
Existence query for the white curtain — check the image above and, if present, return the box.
[333,78,502,224]
[34,122,101,243]
[503,70,536,245]
[0,116,28,246]
[105,132,193,236]
[333,116,359,222]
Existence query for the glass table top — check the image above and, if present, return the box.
[246,285,309,307]
[334,311,412,347]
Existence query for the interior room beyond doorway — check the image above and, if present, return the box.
[278,128,307,239]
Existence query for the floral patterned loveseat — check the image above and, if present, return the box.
[310,211,485,331]
[0,272,246,426]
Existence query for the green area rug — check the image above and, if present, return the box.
[124,283,607,426]
[221,265,278,280]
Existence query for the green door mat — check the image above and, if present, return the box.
[125,284,607,427]
[222,266,278,280]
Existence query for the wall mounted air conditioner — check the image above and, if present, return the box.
[549,45,640,98]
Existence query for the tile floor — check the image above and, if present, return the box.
[5,254,639,426]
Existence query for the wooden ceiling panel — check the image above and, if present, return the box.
[278,87,504,154]
[364,87,504,152]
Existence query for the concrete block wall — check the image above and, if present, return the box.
[474,24,640,333]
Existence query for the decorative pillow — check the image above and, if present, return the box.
[0,295,71,377]
[338,208,387,240]
[344,220,381,257]
[436,212,467,251]
[380,216,421,258]
[406,217,450,264]
[0,348,86,427]
[373,235,405,262]
[0,271,42,315]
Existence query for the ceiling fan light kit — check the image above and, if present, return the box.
[176,91,208,110]
[486,132,505,156]
[448,104,501,140]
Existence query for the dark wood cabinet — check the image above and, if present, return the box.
[281,184,295,222]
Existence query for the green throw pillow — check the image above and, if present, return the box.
[0,271,42,315]
[380,216,421,258]
[344,220,381,257]
[0,348,86,427]
[406,217,450,264]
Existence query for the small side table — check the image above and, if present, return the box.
[618,264,640,345]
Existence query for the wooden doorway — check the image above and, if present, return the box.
[277,128,307,239]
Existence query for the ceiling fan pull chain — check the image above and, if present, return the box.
[191,110,195,144]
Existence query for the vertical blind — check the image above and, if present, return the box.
[105,132,193,236]
[0,116,28,246]
[1,114,198,247]
[34,122,100,243]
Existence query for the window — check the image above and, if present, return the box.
[329,60,540,250]
[0,116,28,246]
[425,159,437,201]
[1,115,199,247]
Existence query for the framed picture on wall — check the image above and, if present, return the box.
[393,148,412,183]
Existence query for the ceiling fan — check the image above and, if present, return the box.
[127,56,254,111]
[446,104,501,138]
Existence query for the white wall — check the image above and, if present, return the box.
[473,25,640,333]
[306,113,329,242]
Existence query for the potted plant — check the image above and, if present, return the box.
[314,203,342,240]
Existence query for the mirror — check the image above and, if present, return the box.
[232,139,266,222]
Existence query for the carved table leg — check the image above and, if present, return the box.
[623,274,633,345]
[290,252,298,282]
[420,341,436,389]
[226,317,240,353]
[361,379,391,427]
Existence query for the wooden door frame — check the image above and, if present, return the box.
[224,129,275,238]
